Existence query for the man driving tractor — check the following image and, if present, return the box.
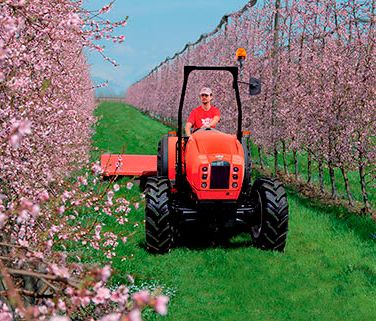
[185,87,220,136]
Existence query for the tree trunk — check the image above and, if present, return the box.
[340,166,354,206]
[258,145,264,170]
[282,140,288,174]
[293,149,298,180]
[274,145,278,176]
[271,0,281,177]
[328,161,338,199]
[307,151,312,184]
[359,155,370,213]
[318,158,324,193]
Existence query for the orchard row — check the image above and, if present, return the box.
[126,0,375,212]
[0,1,166,320]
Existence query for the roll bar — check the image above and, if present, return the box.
[176,66,243,186]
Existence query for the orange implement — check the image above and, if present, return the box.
[101,154,157,176]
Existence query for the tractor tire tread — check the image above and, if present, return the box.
[250,177,289,252]
[145,177,173,254]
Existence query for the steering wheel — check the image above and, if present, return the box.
[192,127,213,134]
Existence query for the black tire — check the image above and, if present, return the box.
[157,135,168,177]
[145,177,173,253]
[250,177,288,251]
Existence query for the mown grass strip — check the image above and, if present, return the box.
[92,102,376,321]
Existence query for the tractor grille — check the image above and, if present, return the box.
[210,161,230,189]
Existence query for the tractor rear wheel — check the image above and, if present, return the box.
[250,177,288,251]
[145,177,173,253]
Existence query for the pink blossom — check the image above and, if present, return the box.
[31,204,40,217]
[99,313,121,321]
[132,290,149,305]
[16,209,29,223]
[128,310,142,321]
[17,120,32,135]
[66,13,81,28]
[92,163,103,175]
[38,305,48,315]
[154,295,169,315]
[0,302,12,321]
[77,176,88,186]
[58,206,65,214]
[92,287,111,304]
[33,252,44,259]
[50,264,70,279]
[18,239,29,247]
[110,285,129,304]
[80,296,90,307]
[9,134,20,148]
[57,299,66,312]
[0,48,7,60]
[65,287,74,296]
[107,190,114,200]
[127,274,135,284]
[100,4,112,14]
[126,182,133,190]
[113,184,120,192]
[39,190,50,202]
[20,198,33,209]
[101,265,112,282]
[49,316,70,321]
[0,213,7,228]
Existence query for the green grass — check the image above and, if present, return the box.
[91,102,376,321]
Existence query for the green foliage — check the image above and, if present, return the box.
[92,102,376,321]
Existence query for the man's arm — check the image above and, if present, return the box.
[208,115,220,127]
[185,122,193,136]
[202,115,220,128]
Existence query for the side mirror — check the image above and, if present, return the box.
[249,77,261,96]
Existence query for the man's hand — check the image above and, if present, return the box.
[185,122,193,136]
[209,115,220,127]
[201,116,220,129]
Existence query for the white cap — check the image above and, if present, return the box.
[199,87,212,95]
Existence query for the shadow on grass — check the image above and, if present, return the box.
[286,185,376,243]
[252,168,375,243]
[139,229,254,253]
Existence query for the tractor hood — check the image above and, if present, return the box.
[190,129,241,155]
[184,129,245,201]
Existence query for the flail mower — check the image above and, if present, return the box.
[101,51,289,253]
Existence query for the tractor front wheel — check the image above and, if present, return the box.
[145,177,173,254]
[250,178,289,251]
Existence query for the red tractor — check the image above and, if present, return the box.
[101,65,289,253]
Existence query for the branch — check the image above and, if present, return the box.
[7,268,80,288]
[0,289,54,299]
[0,260,31,321]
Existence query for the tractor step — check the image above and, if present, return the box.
[101,154,157,176]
